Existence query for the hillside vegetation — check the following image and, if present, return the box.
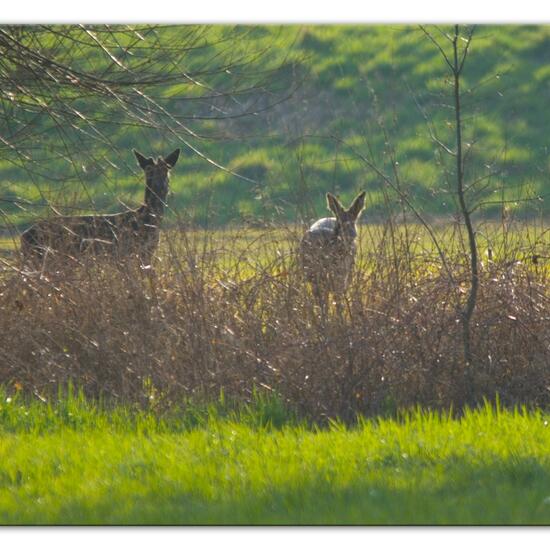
[2,24,550,230]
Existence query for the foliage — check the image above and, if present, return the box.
[1,222,549,419]
[2,25,550,229]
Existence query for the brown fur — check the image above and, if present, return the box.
[300,191,366,302]
[20,148,180,269]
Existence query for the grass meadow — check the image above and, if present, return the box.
[4,23,550,527]
[5,25,550,226]
[0,220,550,524]
[1,390,550,525]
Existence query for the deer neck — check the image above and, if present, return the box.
[143,179,167,221]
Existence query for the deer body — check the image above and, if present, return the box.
[20,148,180,268]
[300,191,366,296]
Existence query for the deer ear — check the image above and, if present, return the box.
[326,192,345,218]
[133,150,154,169]
[348,191,366,220]
[163,149,180,168]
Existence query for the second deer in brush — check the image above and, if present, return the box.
[300,191,366,305]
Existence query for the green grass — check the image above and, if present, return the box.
[0,237,17,254]
[1,389,550,525]
[4,24,550,229]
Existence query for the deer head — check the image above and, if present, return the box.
[134,148,180,213]
[326,191,366,242]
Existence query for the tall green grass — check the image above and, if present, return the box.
[1,389,550,525]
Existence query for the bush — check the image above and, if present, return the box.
[1,221,549,421]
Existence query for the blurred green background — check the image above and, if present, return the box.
[1,24,549,229]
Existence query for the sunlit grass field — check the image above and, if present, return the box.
[4,23,550,526]
[5,218,550,263]
[4,25,550,225]
[2,221,550,525]
[1,390,550,525]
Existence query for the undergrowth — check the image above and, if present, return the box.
[0,221,549,421]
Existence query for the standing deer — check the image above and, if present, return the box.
[20,148,180,269]
[300,191,366,310]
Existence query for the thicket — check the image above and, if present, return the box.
[1,25,549,421]
[0,221,548,421]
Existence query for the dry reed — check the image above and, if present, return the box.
[0,220,549,421]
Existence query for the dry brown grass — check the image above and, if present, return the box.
[0,221,549,420]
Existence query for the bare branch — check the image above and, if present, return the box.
[458,26,476,75]
[420,26,454,72]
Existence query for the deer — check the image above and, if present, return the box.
[20,148,180,270]
[299,191,366,312]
